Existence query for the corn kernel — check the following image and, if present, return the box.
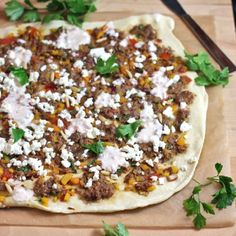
[147,185,156,192]
[61,173,73,185]
[41,197,49,206]
[64,192,70,202]
[171,166,179,174]
[0,196,5,202]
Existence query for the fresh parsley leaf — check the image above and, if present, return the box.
[103,222,129,236]
[24,0,37,10]
[185,52,229,87]
[12,128,25,143]
[47,0,65,12]
[193,213,206,230]
[10,67,29,86]
[201,202,215,215]
[192,185,201,195]
[5,0,25,21]
[84,141,104,155]
[42,13,64,23]
[95,55,119,75]
[67,14,83,27]
[22,10,40,22]
[183,197,199,216]
[215,163,223,175]
[18,165,30,173]
[65,0,87,14]
[116,120,142,140]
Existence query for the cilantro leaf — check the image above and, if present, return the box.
[12,128,25,143]
[193,213,206,230]
[18,165,30,173]
[84,141,104,155]
[42,13,64,23]
[10,67,29,86]
[24,0,37,10]
[192,185,201,195]
[65,0,87,14]
[185,52,229,87]
[22,10,40,22]
[215,163,223,175]
[67,14,83,27]
[116,120,142,140]
[183,197,199,216]
[95,55,119,75]
[5,0,25,21]
[103,222,129,236]
[116,223,129,236]
[201,203,215,215]
[47,0,65,12]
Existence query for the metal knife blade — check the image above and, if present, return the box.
[161,0,236,73]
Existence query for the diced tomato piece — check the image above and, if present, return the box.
[159,52,171,60]
[129,38,137,47]
[44,82,57,92]
[3,169,13,180]
[0,36,16,45]
[181,75,192,84]
[28,27,39,36]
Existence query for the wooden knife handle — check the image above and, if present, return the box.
[181,14,236,73]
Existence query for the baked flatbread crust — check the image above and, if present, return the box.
[0,14,208,213]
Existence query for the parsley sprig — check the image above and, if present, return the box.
[83,141,105,155]
[103,222,129,236]
[12,128,25,143]
[116,120,142,140]
[95,55,119,75]
[10,67,29,86]
[184,163,236,229]
[4,0,96,26]
[185,52,229,87]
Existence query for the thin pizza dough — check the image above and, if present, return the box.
[0,14,208,213]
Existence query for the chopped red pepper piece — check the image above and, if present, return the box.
[159,52,171,60]
[0,36,16,45]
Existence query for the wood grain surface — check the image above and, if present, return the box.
[0,0,235,235]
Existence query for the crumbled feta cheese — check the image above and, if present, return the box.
[0,57,5,66]
[73,60,84,69]
[29,71,39,83]
[162,124,171,135]
[89,165,101,181]
[37,102,55,114]
[180,121,192,132]
[135,54,146,63]
[180,102,187,110]
[148,41,157,52]
[150,175,158,182]
[135,41,144,48]
[84,98,93,107]
[57,119,64,128]
[158,177,165,185]
[40,65,47,72]
[163,106,175,119]
[146,159,154,167]
[85,178,93,188]
[95,92,120,109]
[121,144,143,162]
[90,47,111,62]
[8,46,32,69]
[59,109,72,120]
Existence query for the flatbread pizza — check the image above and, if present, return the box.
[0,14,208,213]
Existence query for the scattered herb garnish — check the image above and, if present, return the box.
[12,128,25,143]
[103,222,129,236]
[95,55,119,75]
[183,163,236,229]
[10,67,29,86]
[185,51,229,87]
[4,0,96,26]
[116,120,142,140]
[83,141,104,155]
[18,165,31,173]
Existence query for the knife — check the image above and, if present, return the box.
[161,0,236,73]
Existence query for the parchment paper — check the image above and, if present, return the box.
[0,15,235,229]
